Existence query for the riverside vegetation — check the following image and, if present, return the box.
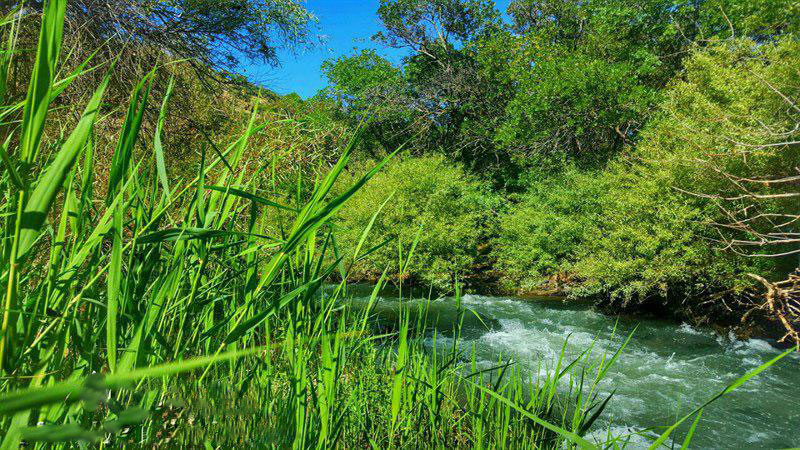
[325,0,800,344]
[0,0,797,448]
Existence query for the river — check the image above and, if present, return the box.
[346,285,800,449]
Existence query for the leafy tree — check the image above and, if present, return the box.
[374,0,500,51]
[486,0,798,175]
[634,37,800,262]
[321,49,410,157]
[493,48,661,171]
[10,0,317,74]
[497,37,798,309]
[370,0,510,175]
[327,0,799,187]
[695,0,800,39]
[493,0,699,172]
[322,49,404,112]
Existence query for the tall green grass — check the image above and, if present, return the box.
[0,2,793,448]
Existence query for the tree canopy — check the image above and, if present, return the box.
[322,0,800,188]
[12,0,317,74]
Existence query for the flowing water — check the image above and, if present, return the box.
[347,285,800,449]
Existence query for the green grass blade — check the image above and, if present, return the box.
[648,348,794,449]
[205,185,297,212]
[154,75,175,197]
[106,69,154,202]
[17,73,110,259]
[18,0,66,165]
[0,133,22,189]
[0,348,266,417]
[466,378,598,449]
[680,408,703,450]
[107,196,123,373]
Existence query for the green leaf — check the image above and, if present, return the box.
[0,348,266,417]
[154,75,175,197]
[648,348,794,449]
[18,0,66,165]
[137,227,265,244]
[205,185,297,212]
[466,378,598,449]
[107,68,154,202]
[0,133,22,189]
[17,73,111,260]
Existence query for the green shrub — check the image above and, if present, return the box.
[336,155,498,290]
[495,156,764,303]
[576,38,800,302]
[630,37,800,235]
[495,38,798,303]
[569,161,755,303]
[575,38,799,304]
[492,168,608,291]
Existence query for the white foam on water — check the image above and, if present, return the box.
[478,318,554,361]
[746,431,776,444]
[678,322,706,336]
[714,332,783,356]
[585,425,663,449]
[363,291,800,448]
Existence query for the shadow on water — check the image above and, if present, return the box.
[341,283,502,340]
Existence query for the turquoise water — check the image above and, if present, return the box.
[347,286,800,449]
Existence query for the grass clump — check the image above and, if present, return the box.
[160,298,625,448]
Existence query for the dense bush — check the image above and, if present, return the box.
[569,161,755,303]
[494,37,798,305]
[495,159,766,305]
[577,37,800,302]
[336,155,499,290]
[492,169,608,291]
[632,37,800,241]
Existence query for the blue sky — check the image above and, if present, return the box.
[240,0,511,99]
[239,0,407,99]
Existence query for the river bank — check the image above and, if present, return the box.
[349,269,795,350]
[511,282,794,350]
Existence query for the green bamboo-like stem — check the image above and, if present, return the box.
[0,190,24,374]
